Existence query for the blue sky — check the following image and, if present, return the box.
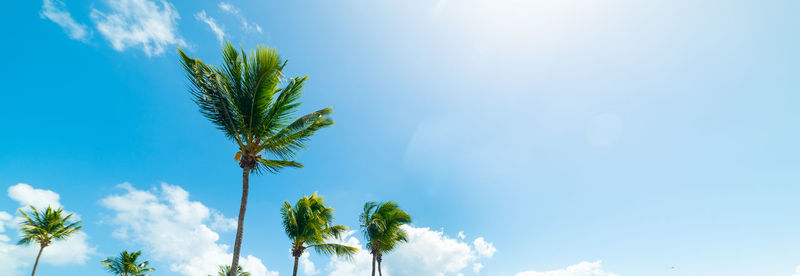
[1,0,800,275]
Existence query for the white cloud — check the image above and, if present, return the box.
[8,183,62,209]
[0,184,94,276]
[0,241,28,276]
[793,266,800,276]
[195,10,226,43]
[515,261,619,276]
[299,251,319,276]
[90,0,186,56]
[0,212,12,232]
[325,231,373,276]
[472,237,496,258]
[218,2,262,33]
[325,226,494,276]
[100,182,278,276]
[473,263,484,273]
[210,210,237,232]
[40,0,91,42]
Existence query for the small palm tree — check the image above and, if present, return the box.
[18,205,82,276]
[281,193,358,276]
[101,250,154,276]
[179,42,333,276]
[210,265,250,276]
[360,201,412,276]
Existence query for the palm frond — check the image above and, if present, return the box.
[262,76,306,136]
[255,158,304,174]
[244,45,283,137]
[179,47,244,148]
[261,107,334,160]
[309,242,359,259]
[326,224,349,240]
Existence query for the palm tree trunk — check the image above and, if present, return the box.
[292,255,300,276]
[30,245,44,276]
[230,167,250,276]
[377,255,383,276]
[371,253,376,276]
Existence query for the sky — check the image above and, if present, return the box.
[1,0,799,275]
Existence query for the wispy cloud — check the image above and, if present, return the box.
[40,0,91,42]
[195,10,226,43]
[218,2,262,33]
[90,0,187,56]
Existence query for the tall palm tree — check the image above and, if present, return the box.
[18,205,82,276]
[101,250,154,276]
[360,201,412,276]
[210,265,250,276]
[281,193,358,276]
[179,42,334,276]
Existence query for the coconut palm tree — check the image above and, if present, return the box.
[360,201,412,276]
[210,265,249,276]
[18,205,82,276]
[281,193,358,276]
[101,250,154,276]
[179,42,334,276]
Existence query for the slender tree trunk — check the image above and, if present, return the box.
[230,167,250,276]
[292,255,300,276]
[377,255,383,276]
[371,253,376,276]
[30,245,45,276]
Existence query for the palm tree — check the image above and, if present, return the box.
[360,201,412,276]
[179,42,334,276]
[210,265,250,276]
[101,250,154,276]
[18,205,82,276]
[281,193,358,276]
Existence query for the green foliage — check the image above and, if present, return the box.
[18,205,82,248]
[101,250,154,276]
[360,201,412,255]
[281,193,359,258]
[210,265,250,276]
[178,42,334,173]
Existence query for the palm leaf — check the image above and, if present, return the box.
[309,243,359,259]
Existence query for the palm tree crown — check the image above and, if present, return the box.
[360,201,412,276]
[179,42,333,173]
[282,193,358,276]
[18,205,82,248]
[101,250,154,276]
[210,265,250,276]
